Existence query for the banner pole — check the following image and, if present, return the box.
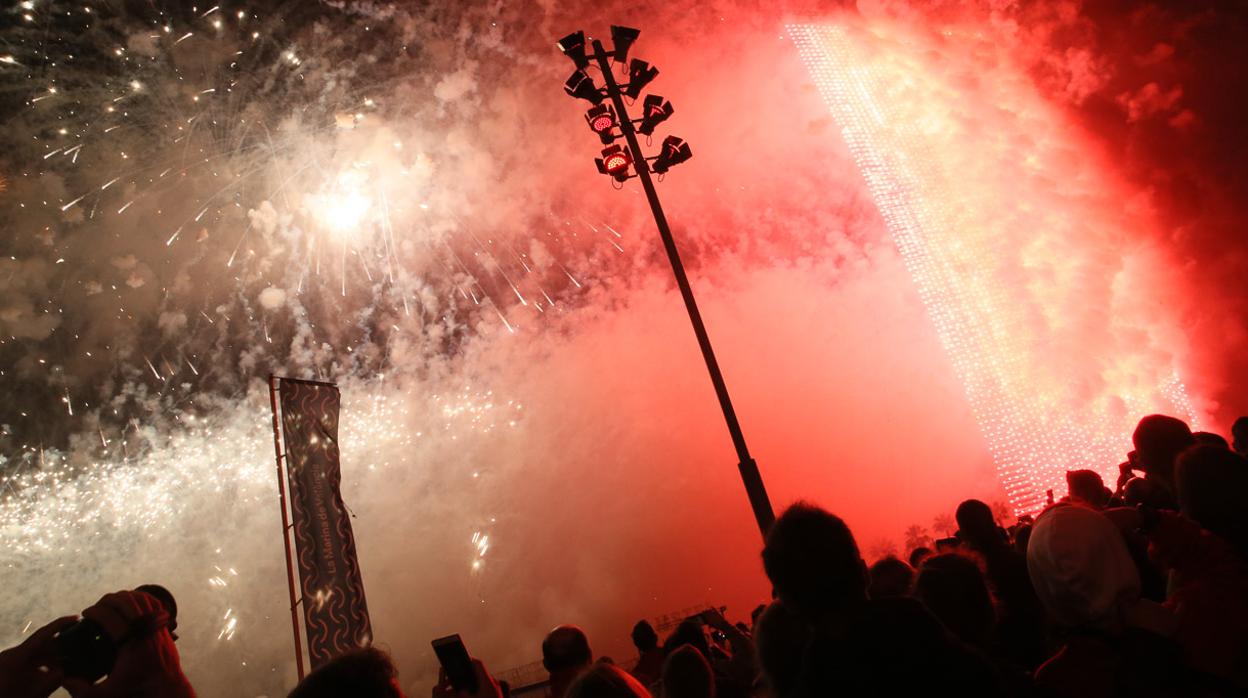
[269,374,306,681]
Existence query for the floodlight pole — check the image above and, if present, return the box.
[590,39,775,537]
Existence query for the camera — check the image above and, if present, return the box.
[54,617,116,682]
[55,584,177,682]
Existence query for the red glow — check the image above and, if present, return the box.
[790,21,1200,514]
[592,115,614,132]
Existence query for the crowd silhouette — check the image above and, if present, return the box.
[3,413,1248,697]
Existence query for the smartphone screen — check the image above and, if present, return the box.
[934,536,960,552]
[432,634,479,693]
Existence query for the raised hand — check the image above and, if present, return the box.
[0,615,78,698]
[64,590,194,698]
[432,659,503,698]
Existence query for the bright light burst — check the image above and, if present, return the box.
[0,0,602,657]
[0,1,618,454]
[790,21,1199,514]
[316,170,372,234]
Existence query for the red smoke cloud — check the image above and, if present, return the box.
[1002,0,1248,424]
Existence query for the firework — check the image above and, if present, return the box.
[790,21,1199,514]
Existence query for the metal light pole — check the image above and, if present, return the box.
[268,375,306,681]
[565,33,774,537]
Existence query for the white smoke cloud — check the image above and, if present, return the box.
[433,65,479,103]
[158,311,188,337]
[110,255,139,271]
[258,287,288,310]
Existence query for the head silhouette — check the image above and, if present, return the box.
[287,647,403,698]
[1231,417,1248,457]
[1132,414,1194,495]
[1193,431,1229,449]
[543,625,592,674]
[954,499,1001,550]
[663,618,711,660]
[630,620,658,653]
[867,557,914,599]
[913,553,995,647]
[1122,476,1168,509]
[1065,469,1109,508]
[661,646,714,698]
[1176,444,1248,556]
[566,663,651,698]
[762,502,866,620]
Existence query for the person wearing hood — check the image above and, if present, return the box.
[1025,504,1189,697]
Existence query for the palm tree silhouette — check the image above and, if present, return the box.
[904,524,931,552]
[868,538,899,562]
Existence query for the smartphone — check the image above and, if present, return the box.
[934,536,960,552]
[432,634,479,693]
[695,606,728,624]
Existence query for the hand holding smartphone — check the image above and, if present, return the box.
[934,536,960,552]
[696,607,730,631]
[432,634,480,694]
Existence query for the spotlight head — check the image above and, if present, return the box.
[610,26,640,63]
[595,144,632,182]
[564,70,603,105]
[623,59,658,99]
[585,104,617,144]
[557,31,589,70]
[651,135,692,174]
[637,95,674,136]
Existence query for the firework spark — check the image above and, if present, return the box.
[790,21,1199,513]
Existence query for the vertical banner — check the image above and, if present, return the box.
[277,378,372,668]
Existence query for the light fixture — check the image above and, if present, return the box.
[651,136,691,174]
[623,59,658,99]
[585,104,617,144]
[564,70,603,104]
[557,31,589,70]
[610,26,640,63]
[595,144,632,182]
[637,95,674,135]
